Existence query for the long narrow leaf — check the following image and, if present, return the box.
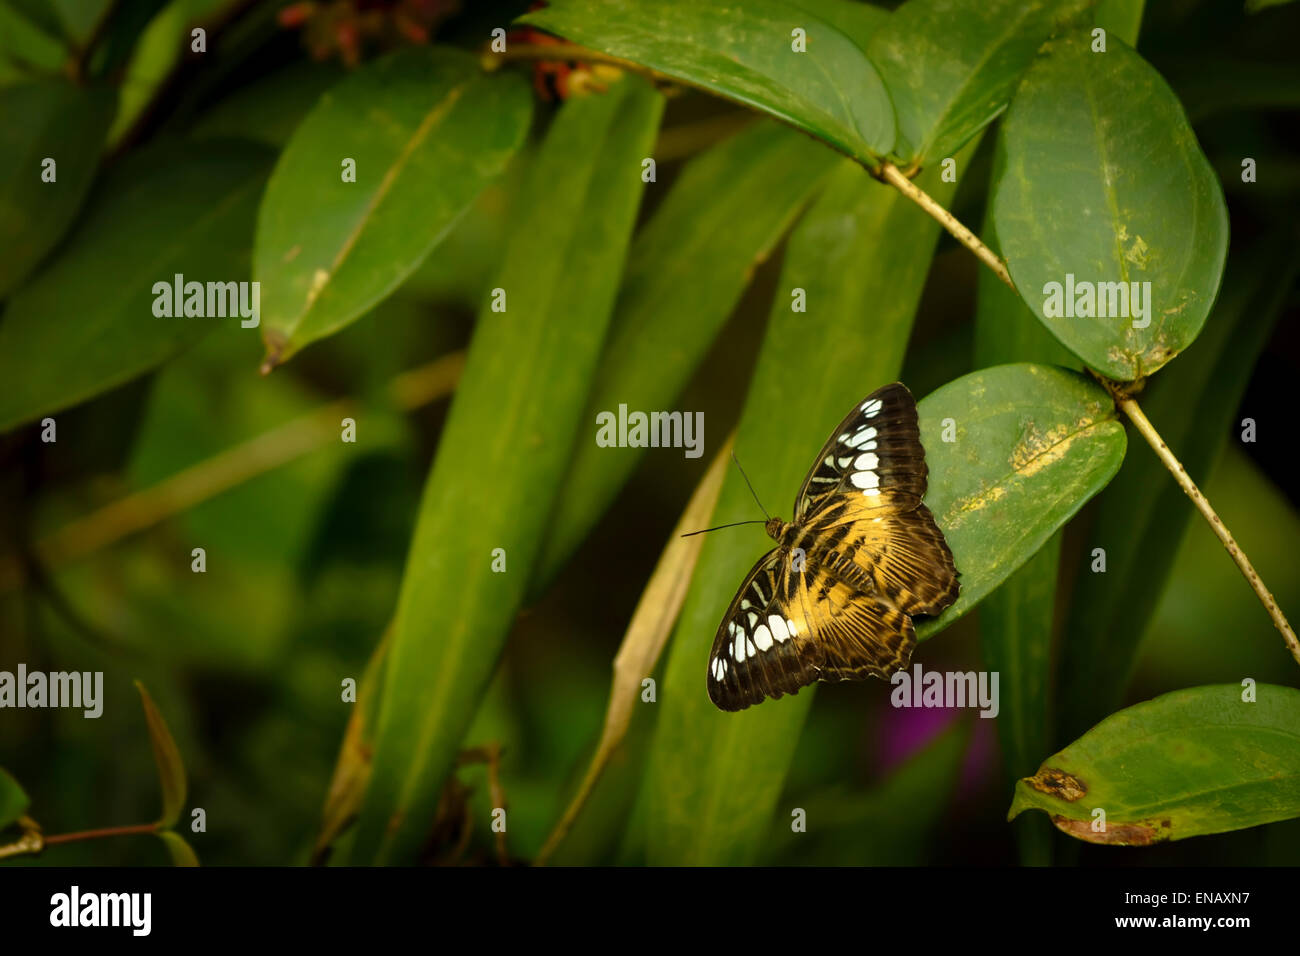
[533,120,839,591]
[351,77,665,865]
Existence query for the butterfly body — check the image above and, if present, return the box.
[707,383,959,712]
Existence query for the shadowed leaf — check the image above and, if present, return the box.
[0,140,273,432]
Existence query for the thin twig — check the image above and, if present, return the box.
[42,822,160,846]
[1096,377,1300,664]
[878,162,1015,288]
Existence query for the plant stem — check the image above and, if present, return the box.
[877,159,1298,661]
[1097,378,1300,664]
[877,162,1014,287]
[43,822,159,846]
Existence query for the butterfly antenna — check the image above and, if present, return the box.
[680,520,768,538]
[731,450,770,520]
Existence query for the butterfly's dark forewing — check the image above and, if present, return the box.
[794,383,928,523]
[707,381,959,712]
[706,549,817,712]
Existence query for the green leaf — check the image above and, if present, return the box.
[1010,684,1300,844]
[0,80,115,297]
[519,0,895,163]
[1058,236,1300,740]
[157,830,200,866]
[135,680,187,829]
[642,150,967,866]
[869,0,1093,164]
[533,120,840,592]
[0,766,29,830]
[0,140,273,432]
[916,364,1126,637]
[786,0,889,46]
[351,76,664,865]
[992,32,1228,380]
[254,47,531,367]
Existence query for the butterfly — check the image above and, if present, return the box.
[706,383,959,712]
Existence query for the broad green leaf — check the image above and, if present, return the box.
[1010,684,1300,844]
[993,32,1228,380]
[643,151,966,866]
[0,140,273,432]
[787,0,889,45]
[1058,237,1300,740]
[135,680,187,829]
[764,720,970,865]
[0,766,28,830]
[158,830,200,866]
[351,76,664,865]
[255,47,531,367]
[869,0,1093,164]
[0,81,115,297]
[518,0,896,163]
[533,121,840,592]
[915,364,1126,637]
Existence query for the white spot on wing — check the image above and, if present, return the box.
[850,470,879,490]
[854,452,879,471]
[768,616,789,643]
[860,398,883,417]
[842,426,878,449]
[753,624,773,651]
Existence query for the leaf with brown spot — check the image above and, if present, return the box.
[1010,684,1300,845]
